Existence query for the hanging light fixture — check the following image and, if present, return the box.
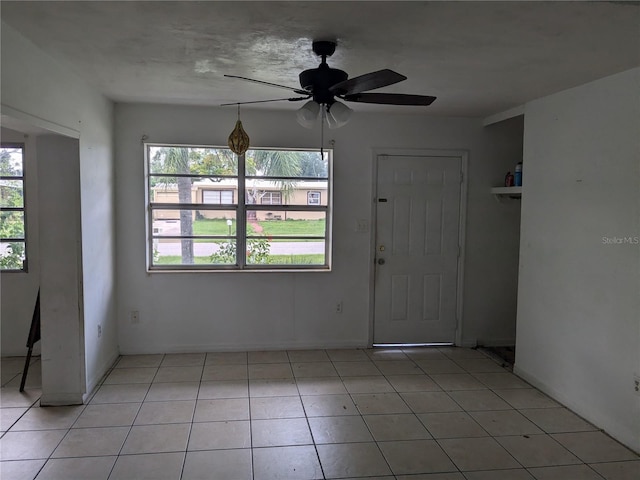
[326,101,352,129]
[228,105,250,155]
[296,100,352,130]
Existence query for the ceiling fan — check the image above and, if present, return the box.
[222,41,436,129]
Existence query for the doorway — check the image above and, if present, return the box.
[373,152,465,344]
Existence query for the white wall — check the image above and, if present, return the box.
[516,68,640,451]
[115,103,522,353]
[0,127,40,357]
[1,22,117,401]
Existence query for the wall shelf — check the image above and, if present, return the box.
[491,186,522,200]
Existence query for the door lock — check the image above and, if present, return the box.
[377,258,386,265]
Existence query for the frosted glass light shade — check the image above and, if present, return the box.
[326,101,352,129]
[296,101,321,128]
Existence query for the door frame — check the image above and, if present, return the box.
[368,148,469,347]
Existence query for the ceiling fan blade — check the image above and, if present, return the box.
[220,96,309,106]
[342,92,436,106]
[224,75,309,95]
[330,69,407,95]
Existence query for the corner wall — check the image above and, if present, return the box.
[1,21,117,401]
[516,68,640,451]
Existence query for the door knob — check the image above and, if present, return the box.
[377,258,385,265]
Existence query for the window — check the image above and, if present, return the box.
[0,144,27,271]
[146,144,331,271]
[260,191,282,205]
[307,191,321,205]
[202,190,234,204]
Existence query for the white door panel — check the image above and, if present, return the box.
[374,155,462,344]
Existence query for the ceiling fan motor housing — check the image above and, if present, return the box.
[299,65,348,105]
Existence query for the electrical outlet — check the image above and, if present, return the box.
[336,301,343,314]
[131,310,140,324]
[97,324,102,338]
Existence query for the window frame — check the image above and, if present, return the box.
[307,191,321,205]
[0,143,28,272]
[145,143,332,272]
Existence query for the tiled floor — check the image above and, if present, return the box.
[1,347,638,479]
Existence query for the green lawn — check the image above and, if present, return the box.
[155,254,325,266]
[192,218,325,239]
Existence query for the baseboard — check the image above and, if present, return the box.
[40,392,84,406]
[514,365,640,454]
[118,340,370,355]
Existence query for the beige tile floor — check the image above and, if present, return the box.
[1,347,638,479]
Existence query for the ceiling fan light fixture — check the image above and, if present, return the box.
[296,100,321,128]
[326,100,352,129]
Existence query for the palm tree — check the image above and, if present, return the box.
[247,150,303,204]
[153,148,193,263]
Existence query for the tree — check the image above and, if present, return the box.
[246,150,303,204]
[0,148,25,270]
[151,147,236,264]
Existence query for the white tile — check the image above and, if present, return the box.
[470,410,543,436]
[379,439,457,475]
[11,405,83,431]
[188,420,250,450]
[115,354,163,368]
[36,456,116,480]
[250,396,305,419]
[295,377,347,395]
[182,449,252,479]
[73,403,140,428]
[201,364,248,381]
[287,350,330,363]
[253,445,323,479]
[0,430,66,460]
[0,387,41,408]
[248,378,298,397]
[251,418,313,447]
[248,363,293,380]
[449,389,512,411]
[248,351,289,364]
[317,442,392,478]
[551,431,639,463]
[145,382,199,401]
[494,388,560,409]
[90,384,149,404]
[161,353,206,366]
[333,361,381,377]
[400,391,462,413]
[0,459,46,480]
[291,362,337,378]
[417,412,487,439]
[103,367,157,384]
[134,400,195,425]
[430,373,487,391]
[364,414,432,441]
[301,394,359,417]
[385,374,441,392]
[194,398,249,422]
[463,469,535,479]
[374,360,424,375]
[528,464,604,479]
[590,460,640,480]
[52,427,128,458]
[520,408,598,433]
[472,372,530,389]
[109,452,185,480]
[1,407,28,431]
[198,380,248,399]
[121,423,190,454]
[153,366,203,383]
[439,437,521,471]
[495,434,581,468]
[341,376,394,394]
[352,392,412,415]
[326,349,370,362]
[205,351,248,365]
[308,415,374,444]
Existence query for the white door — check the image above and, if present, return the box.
[374,154,462,344]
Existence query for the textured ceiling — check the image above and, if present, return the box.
[1,1,639,117]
